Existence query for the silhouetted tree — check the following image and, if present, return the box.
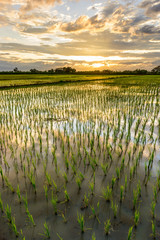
[48,69,55,73]
[102,70,113,74]
[13,67,19,73]
[55,67,76,73]
[134,69,148,74]
[30,69,39,73]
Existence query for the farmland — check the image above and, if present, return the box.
[0,75,160,239]
[0,74,129,88]
[0,74,160,88]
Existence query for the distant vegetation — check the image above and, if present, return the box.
[0,74,160,89]
[0,65,160,75]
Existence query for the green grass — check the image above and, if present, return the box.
[0,74,124,88]
[0,74,160,89]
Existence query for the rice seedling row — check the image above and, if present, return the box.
[0,79,160,239]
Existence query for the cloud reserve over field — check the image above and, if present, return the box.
[0,0,160,71]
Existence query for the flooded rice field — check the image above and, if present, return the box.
[0,80,160,240]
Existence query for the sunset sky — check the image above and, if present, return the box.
[0,0,160,71]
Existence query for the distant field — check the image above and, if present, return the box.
[0,74,160,88]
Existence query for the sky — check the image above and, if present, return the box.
[0,0,160,71]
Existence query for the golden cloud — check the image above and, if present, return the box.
[20,0,62,12]
[60,14,106,32]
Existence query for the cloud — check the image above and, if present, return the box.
[0,0,12,10]
[60,14,106,32]
[16,23,49,34]
[40,37,53,41]
[139,0,159,8]
[146,3,160,16]
[102,1,120,17]
[20,0,62,12]
[0,1,155,37]
[18,11,51,22]
[139,0,160,16]
[136,24,160,34]
[0,14,11,26]
[59,2,128,33]
[0,0,160,71]
[87,3,102,12]
[60,15,90,32]
[15,16,59,34]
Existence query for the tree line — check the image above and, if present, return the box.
[0,66,160,75]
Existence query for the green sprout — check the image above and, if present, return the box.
[77,212,85,233]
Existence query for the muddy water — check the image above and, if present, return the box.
[0,81,160,240]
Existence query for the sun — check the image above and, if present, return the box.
[92,63,105,68]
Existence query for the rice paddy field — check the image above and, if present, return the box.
[0,74,129,88]
[0,75,160,240]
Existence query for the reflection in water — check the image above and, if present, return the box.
[0,81,160,239]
